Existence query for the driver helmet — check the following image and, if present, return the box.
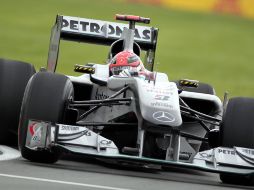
[109,51,144,76]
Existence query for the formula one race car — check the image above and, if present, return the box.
[18,14,254,186]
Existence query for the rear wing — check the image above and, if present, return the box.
[47,15,159,72]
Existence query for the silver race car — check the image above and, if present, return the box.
[18,14,254,186]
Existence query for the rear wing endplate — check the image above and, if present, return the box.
[47,15,159,72]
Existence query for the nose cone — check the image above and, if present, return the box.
[152,111,176,123]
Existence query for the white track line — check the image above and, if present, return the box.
[0,173,132,190]
[0,146,21,161]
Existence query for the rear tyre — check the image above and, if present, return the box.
[18,72,74,163]
[0,59,35,145]
[220,97,254,185]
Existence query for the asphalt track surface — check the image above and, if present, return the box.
[0,146,253,190]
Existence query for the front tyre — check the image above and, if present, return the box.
[220,97,254,185]
[18,72,74,163]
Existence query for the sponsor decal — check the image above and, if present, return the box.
[95,89,110,100]
[61,125,79,131]
[142,85,172,95]
[58,129,92,142]
[242,149,254,156]
[27,122,44,145]
[62,17,152,41]
[152,111,175,123]
[180,151,192,160]
[235,147,254,161]
[151,101,173,109]
[218,148,235,155]
[81,130,91,137]
[100,140,112,145]
[154,95,170,101]
[29,122,37,136]
[31,135,40,143]
[146,89,171,95]
[199,152,213,159]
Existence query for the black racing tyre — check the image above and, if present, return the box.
[220,173,254,186]
[220,97,254,185]
[0,59,35,145]
[221,97,254,148]
[174,80,215,95]
[18,72,74,163]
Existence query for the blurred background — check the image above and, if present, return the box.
[0,0,253,98]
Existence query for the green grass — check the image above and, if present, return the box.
[0,0,254,98]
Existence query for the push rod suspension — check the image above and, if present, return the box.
[78,85,130,121]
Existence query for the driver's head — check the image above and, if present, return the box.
[109,51,144,75]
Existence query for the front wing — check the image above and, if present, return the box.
[26,120,254,176]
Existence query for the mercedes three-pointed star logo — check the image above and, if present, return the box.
[152,111,175,123]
